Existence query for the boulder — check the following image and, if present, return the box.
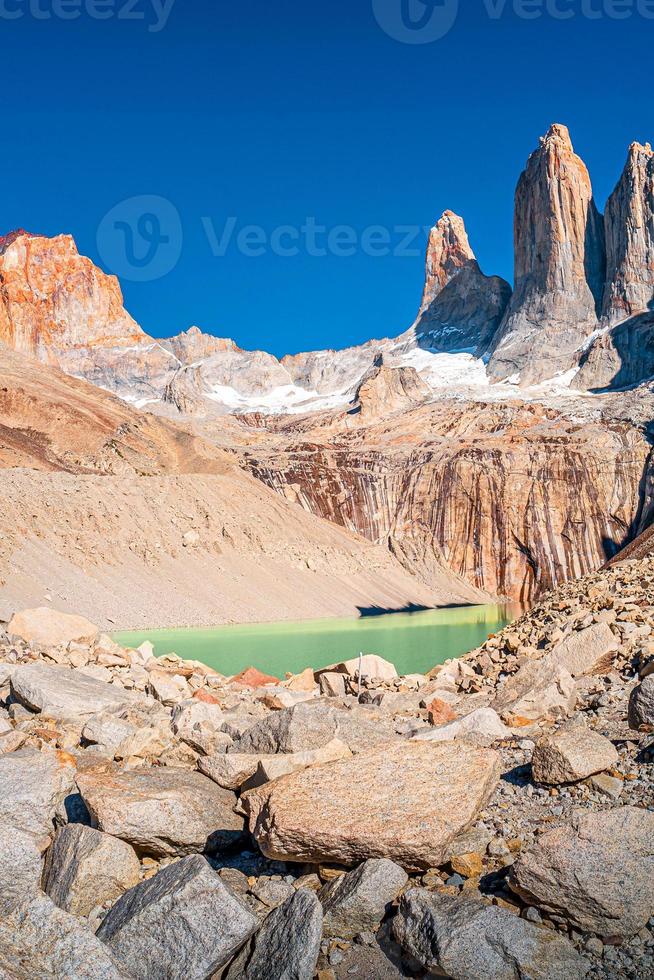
[531,725,619,784]
[318,672,347,697]
[320,858,408,939]
[77,766,244,858]
[549,623,619,677]
[492,659,576,723]
[236,701,338,755]
[334,654,398,682]
[147,669,190,706]
[10,663,139,721]
[82,715,137,755]
[393,889,589,980]
[96,856,257,980]
[628,674,654,730]
[0,896,127,979]
[43,825,140,916]
[0,826,44,915]
[231,667,279,689]
[225,889,322,980]
[199,753,265,791]
[243,741,500,871]
[510,807,654,938]
[283,667,317,692]
[7,607,99,647]
[0,748,76,847]
[426,698,458,725]
[0,729,28,755]
[413,707,510,746]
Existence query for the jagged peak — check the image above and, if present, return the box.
[540,123,573,150]
[0,228,37,254]
[627,140,653,160]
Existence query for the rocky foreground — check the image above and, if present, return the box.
[1,558,653,979]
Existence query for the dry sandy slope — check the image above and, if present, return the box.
[0,470,485,629]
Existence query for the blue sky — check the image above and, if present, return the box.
[2,0,652,356]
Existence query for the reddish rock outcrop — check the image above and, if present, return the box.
[488,124,606,385]
[419,212,477,314]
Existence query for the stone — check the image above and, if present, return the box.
[236,701,338,755]
[246,738,352,787]
[336,654,398,682]
[393,889,589,979]
[249,878,295,908]
[413,707,510,746]
[82,715,137,754]
[320,858,408,939]
[492,659,576,724]
[77,766,244,858]
[531,724,619,784]
[0,896,127,979]
[0,825,44,915]
[257,688,316,710]
[10,663,138,721]
[628,674,654,730]
[319,672,347,698]
[43,824,140,916]
[0,729,28,755]
[588,772,623,799]
[284,667,317,692]
[450,852,484,879]
[0,747,76,847]
[225,888,323,980]
[96,855,258,980]
[198,753,264,791]
[231,667,279,689]
[147,669,190,705]
[488,124,605,386]
[243,741,500,872]
[7,607,99,647]
[427,698,458,725]
[510,807,654,938]
[549,623,619,678]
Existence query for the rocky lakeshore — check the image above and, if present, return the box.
[0,555,653,979]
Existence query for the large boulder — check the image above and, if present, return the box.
[320,858,408,939]
[393,889,589,979]
[510,807,654,938]
[77,766,244,858]
[96,855,258,980]
[0,896,127,979]
[248,738,352,786]
[10,663,139,721]
[8,607,99,647]
[43,825,141,916]
[235,701,338,755]
[0,748,76,847]
[226,889,323,980]
[531,725,619,784]
[243,741,500,871]
[628,674,654,730]
[492,659,576,723]
[548,623,619,677]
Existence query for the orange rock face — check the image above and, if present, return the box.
[0,232,146,361]
[231,667,279,689]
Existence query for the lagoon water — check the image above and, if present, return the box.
[114,604,514,680]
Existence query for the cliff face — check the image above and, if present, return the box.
[574,142,654,391]
[602,141,654,325]
[241,399,651,604]
[488,125,606,385]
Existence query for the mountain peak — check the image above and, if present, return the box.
[419,211,476,314]
[542,123,573,148]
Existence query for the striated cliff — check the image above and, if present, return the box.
[488,124,606,385]
[239,397,652,604]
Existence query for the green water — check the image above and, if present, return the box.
[113,604,514,679]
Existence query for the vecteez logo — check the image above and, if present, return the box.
[372,0,460,43]
[97,195,182,282]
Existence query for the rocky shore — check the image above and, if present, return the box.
[1,556,653,979]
